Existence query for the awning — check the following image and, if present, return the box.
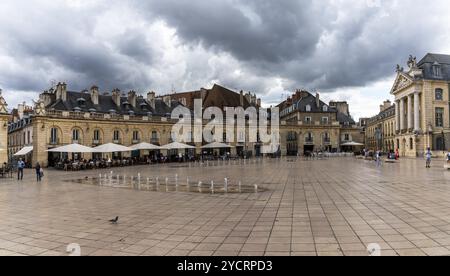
[94,143,133,153]
[201,142,233,149]
[162,142,196,150]
[14,146,33,156]
[130,142,161,151]
[341,141,364,146]
[47,144,96,153]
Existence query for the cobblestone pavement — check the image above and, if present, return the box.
[1,157,450,256]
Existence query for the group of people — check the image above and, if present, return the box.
[363,148,450,169]
[17,159,44,181]
[424,148,450,168]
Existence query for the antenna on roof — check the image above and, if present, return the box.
[171,84,175,94]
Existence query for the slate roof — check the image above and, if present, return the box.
[47,91,182,116]
[417,53,450,81]
[278,91,356,125]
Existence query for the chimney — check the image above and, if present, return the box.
[55,82,67,101]
[245,92,252,104]
[330,101,350,116]
[240,90,244,107]
[287,97,292,105]
[379,100,392,112]
[315,93,320,109]
[90,85,99,105]
[39,92,53,107]
[112,89,121,107]
[128,90,137,108]
[200,88,208,101]
[18,102,25,119]
[163,95,171,107]
[147,91,156,110]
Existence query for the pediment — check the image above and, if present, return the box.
[390,73,414,94]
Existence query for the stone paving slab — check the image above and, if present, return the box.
[0,157,449,256]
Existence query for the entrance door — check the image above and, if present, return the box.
[304,145,314,155]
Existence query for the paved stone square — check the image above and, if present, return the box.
[1,157,450,256]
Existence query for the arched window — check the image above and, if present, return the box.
[72,129,81,143]
[113,130,121,144]
[50,127,59,144]
[323,132,330,144]
[132,130,140,143]
[151,131,159,144]
[435,88,443,101]
[93,129,102,145]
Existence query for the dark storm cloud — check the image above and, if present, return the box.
[0,0,449,109]
[136,0,448,91]
[137,0,324,63]
[0,0,156,94]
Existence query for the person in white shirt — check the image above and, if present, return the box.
[425,148,432,168]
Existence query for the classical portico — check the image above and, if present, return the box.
[391,56,424,157]
[395,90,421,134]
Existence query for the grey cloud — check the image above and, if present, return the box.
[136,0,448,91]
[0,0,449,109]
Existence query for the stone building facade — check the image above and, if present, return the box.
[391,53,450,157]
[0,91,8,164]
[366,100,396,152]
[9,83,268,167]
[277,90,364,156]
[7,103,34,164]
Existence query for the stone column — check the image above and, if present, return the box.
[414,92,421,132]
[399,98,405,131]
[395,101,400,132]
[407,94,413,130]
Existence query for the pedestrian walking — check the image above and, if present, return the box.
[17,159,25,180]
[35,162,42,182]
[425,148,432,168]
[376,150,382,167]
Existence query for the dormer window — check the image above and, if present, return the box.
[432,62,442,77]
[76,98,86,106]
[305,105,311,112]
[323,105,328,112]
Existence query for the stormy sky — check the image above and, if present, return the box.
[0,0,449,119]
